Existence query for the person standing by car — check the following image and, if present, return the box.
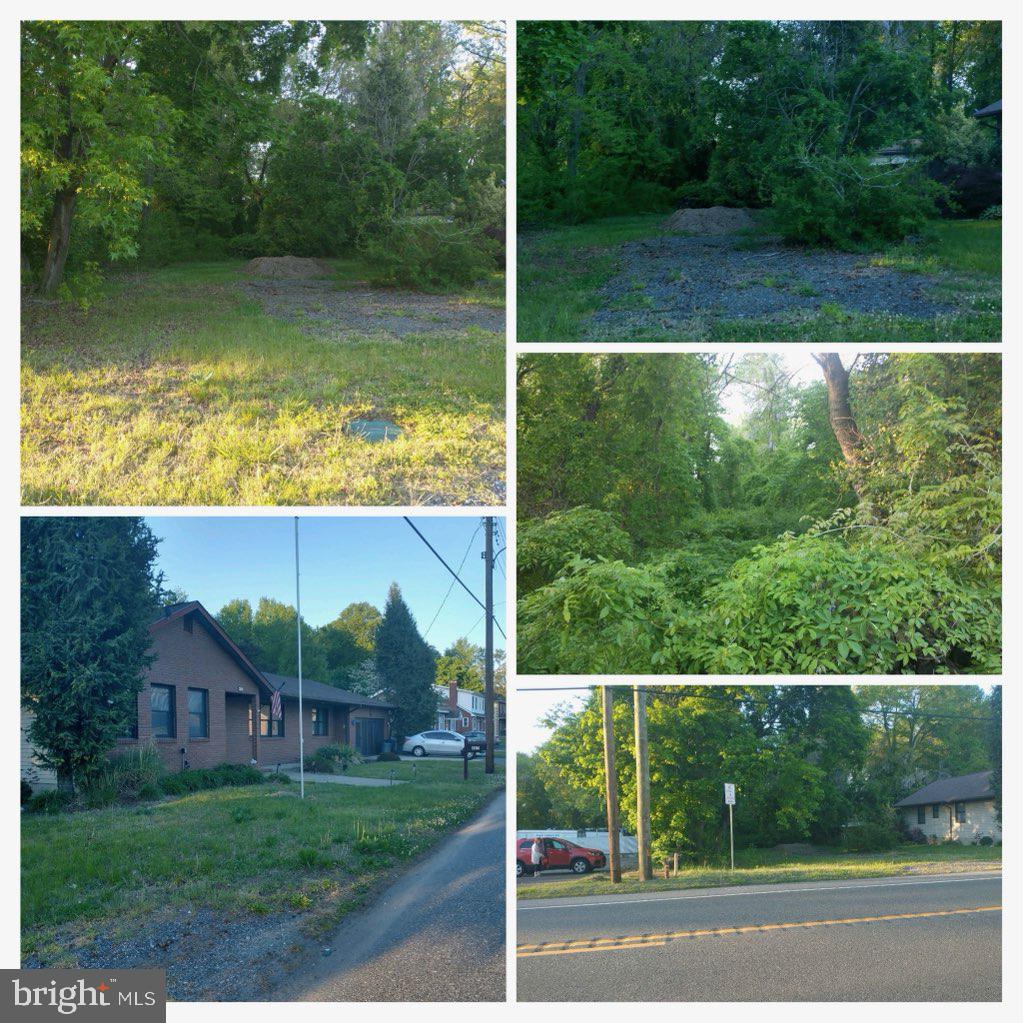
[530,837,544,876]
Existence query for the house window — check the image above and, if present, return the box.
[259,704,284,737]
[188,688,209,739]
[955,801,966,823]
[151,685,175,738]
[917,806,926,825]
[932,803,940,819]
[311,706,328,736]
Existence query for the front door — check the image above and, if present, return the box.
[354,717,384,756]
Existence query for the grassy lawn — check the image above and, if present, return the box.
[517,215,1000,342]
[517,843,1001,900]
[21,262,505,505]
[22,763,504,962]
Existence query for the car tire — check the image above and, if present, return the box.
[571,858,592,874]
[516,861,524,876]
[411,746,426,758]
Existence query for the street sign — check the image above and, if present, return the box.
[724,783,736,805]
[724,783,736,870]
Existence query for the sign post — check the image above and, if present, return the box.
[724,783,736,870]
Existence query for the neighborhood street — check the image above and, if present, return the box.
[275,791,506,1002]
[518,872,1001,1001]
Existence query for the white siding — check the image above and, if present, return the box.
[902,799,1001,843]
[20,708,57,791]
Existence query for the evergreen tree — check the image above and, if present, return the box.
[375,582,437,739]
[21,517,161,793]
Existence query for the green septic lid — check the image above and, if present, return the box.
[347,419,402,442]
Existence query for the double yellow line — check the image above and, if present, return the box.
[517,905,1002,958]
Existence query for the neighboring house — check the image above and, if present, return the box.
[434,681,486,733]
[973,98,1002,134]
[514,829,639,856]
[869,138,924,167]
[895,770,1001,844]
[21,601,394,787]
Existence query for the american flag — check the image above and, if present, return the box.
[270,687,282,720]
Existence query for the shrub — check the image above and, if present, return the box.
[25,790,74,815]
[81,747,165,808]
[21,779,33,806]
[518,507,633,594]
[767,155,940,249]
[905,827,928,845]
[518,557,680,674]
[363,216,498,291]
[159,762,264,796]
[304,743,362,774]
[668,531,1001,674]
[979,205,1002,221]
[376,751,401,762]
[979,835,994,847]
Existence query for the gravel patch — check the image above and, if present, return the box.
[240,278,504,340]
[590,233,957,336]
[23,906,328,1001]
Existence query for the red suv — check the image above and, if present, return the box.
[516,837,607,876]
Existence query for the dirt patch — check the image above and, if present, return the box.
[244,256,334,279]
[591,233,957,337]
[240,278,504,340]
[663,206,756,235]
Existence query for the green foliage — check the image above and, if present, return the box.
[518,507,633,594]
[375,583,437,739]
[363,216,498,290]
[157,763,265,797]
[517,352,1001,676]
[524,685,997,863]
[518,21,1000,245]
[304,744,362,774]
[21,517,162,793]
[21,21,506,294]
[80,747,164,808]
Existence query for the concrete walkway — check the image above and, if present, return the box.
[280,769,405,788]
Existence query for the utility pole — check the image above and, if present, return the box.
[483,516,495,775]
[601,686,622,883]
[633,685,652,881]
[295,517,305,800]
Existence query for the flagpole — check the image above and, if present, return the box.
[295,516,305,800]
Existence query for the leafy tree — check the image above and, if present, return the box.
[374,582,437,739]
[21,517,162,793]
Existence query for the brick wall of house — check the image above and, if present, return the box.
[119,612,265,772]
[256,701,391,766]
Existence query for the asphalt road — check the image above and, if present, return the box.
[276,792,505,1002]
[518,872,1001,1001]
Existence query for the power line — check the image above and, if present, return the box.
[403,517,506,639]
[423,521,482,637]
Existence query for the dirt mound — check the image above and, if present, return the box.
[663,206,755,235]
[243,256,333,279]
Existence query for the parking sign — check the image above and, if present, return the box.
[724,783,736,805]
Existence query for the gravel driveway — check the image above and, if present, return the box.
[240,278,504,341]
[589,233,957,336]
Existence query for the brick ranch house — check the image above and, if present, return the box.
[895,770,1001,844]
[22,601,393,789]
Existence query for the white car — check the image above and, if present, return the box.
[402,730,473,758]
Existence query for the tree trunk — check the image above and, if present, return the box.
[40,188,77,297]
[56,768,75,796]
[815,353,864,471]
[567,59,589,180]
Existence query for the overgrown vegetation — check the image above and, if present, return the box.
[518,685,1001,864]
[519,21,1000,244]
[22,21,504,298]
[517,353,1001,674]
[22,760,504,963]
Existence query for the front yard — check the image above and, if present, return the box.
[21,261,505,506]
[22,759,504,998]
[517,842,1002,900]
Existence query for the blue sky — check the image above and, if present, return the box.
[146,516,506,652]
